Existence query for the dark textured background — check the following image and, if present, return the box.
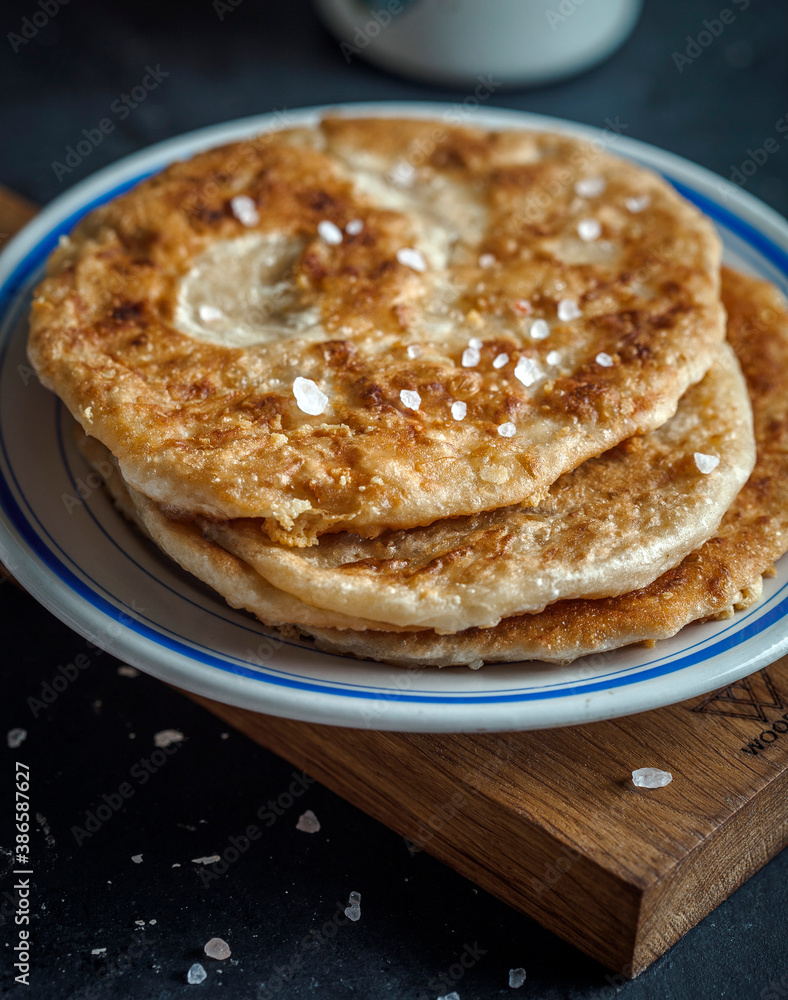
[1,1,788,997]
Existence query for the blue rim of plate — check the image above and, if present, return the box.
[1,103,787,727]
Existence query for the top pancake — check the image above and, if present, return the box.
[28,117,725,544]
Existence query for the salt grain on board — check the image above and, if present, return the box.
[154,729,185,749]
[187,963,207,985]
[7,728,27,749]
[509,968,527,988]
[293,377,328,416]
[296,810,321,834]
[632,767,673,788]
[131,854,143,864]
[344,891,361,921]
[204,938,231,960]
[192,856,222,865]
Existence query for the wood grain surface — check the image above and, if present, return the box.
[2,183,786,977]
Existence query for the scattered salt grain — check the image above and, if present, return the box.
[296,809,321,834]
[509,968,527,988]
[198,304,223,323]
[574,176,606,198]
[91,948,107,956]
[293,376,329,416]
[577,218,602,242]
[191,856,221,865]
[117,665,139,678]
[154,729,185,749]
[451,401,467,421]
[345,218,364,235]
[625,194,651,213]
[514,356,540,387]
[493,352,509,369]
[694,452,720,474]
[135,920,145,927]
[230,195,259,227]
[546,350,561,366]
[595,352,614,367]
[557,298,582,322]
[317,220,343,246]
[400,389,421,411]
[396,247,427,272]
[438,993,460,1000]
[204,937,231,960]
[478,253,496,269]
[462,344,481,368]
[344,890,361,922]
[149,919,157,925]
[7,728,27,749]
[498,422,516,438]
[529,319,550,340]
[187,963,207,985]
[632,767,672,789]
[467,659,483,670]
[390,160,416,186]
[131,854,143,864]
[406,344,423,359]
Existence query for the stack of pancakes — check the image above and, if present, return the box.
[28,118,788,667]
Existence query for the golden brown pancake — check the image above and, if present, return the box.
[31,117,724,546]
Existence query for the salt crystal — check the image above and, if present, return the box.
[135,920,145,926]
[293,376,329,416]
[396,247,427,272]
[400,389,421,411]
[467,659,483,670]
[595,352,614,367]
[187,962,207,985]
[498,422,516,438]
[348,891,361,904]
[509,968,527,988]
[345,218,364,235]
[149,919,157,925]
[462,345,481,368]
[529,319,550,340]
[478,253,496,269]
[451,401,467,421]
[317,220,343,246]
[117,665,139,677]
[625,194,651,213]
[438,993,460,1000]
[694,452,720,474]
[546,350,561,366]
[493,353,509,369]
[230,195,259,227]
[557,299,582,322]
[468,337,483,349]
[296,809,321,833]
[406,344,423,359]
[577,218,602,242]
[191,856,221,865]
[91,948,106,956]
[390,160,416,186]
[7,728,27,749]
[575,176,606,198]
[344,891,362,922]
[632,767,672,789]
[204,937,231,960]
[514,356,540,387]
[513,299,532,316]
[154,729,185,748]
[131,854,143,864]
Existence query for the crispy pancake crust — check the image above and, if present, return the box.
[31,118,724,544]
[200,342,754,631]
[299,269,788,664]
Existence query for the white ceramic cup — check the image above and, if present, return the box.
[314,0,643,89]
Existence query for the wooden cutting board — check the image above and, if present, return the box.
[3,185,787,978]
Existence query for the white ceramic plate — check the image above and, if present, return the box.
[2,103,787,733]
